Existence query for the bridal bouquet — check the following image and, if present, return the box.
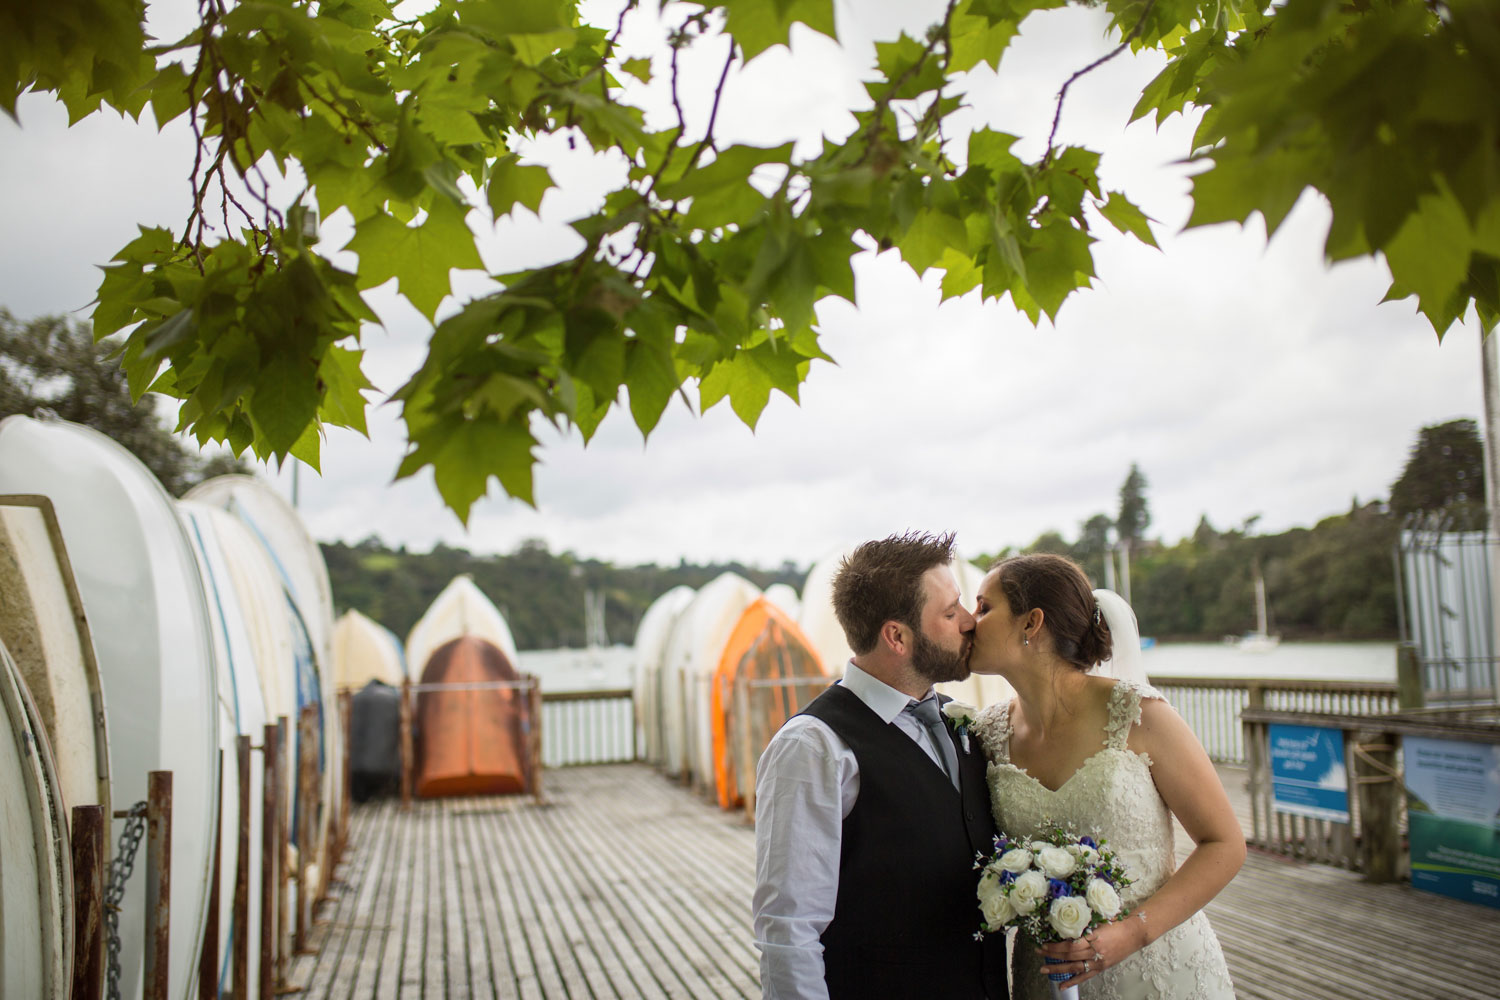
[974,827,1133,999]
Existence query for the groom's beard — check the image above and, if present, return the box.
[911,629,972,684]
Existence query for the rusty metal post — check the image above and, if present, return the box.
[143,770,173,1000]
[234,735,251,1000]
[400,679,413,808]
[276,716,290,987]
[260,723,279,999]
[199,752,223,1000]
[71,804,105,1000]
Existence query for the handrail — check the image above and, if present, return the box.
[1148,675,1398,695]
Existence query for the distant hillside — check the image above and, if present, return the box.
[321,537,805,650]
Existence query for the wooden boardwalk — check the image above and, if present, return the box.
[291,763,1500,999]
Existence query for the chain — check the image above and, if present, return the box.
[105,801,149,1000]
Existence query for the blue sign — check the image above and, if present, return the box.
[1269,724,1349,822]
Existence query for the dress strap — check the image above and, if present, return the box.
[1104,680,1147,750]
[972,699,1013,764]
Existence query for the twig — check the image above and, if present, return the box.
[1043,0,1158,165]
[853,0,958,166]
[679,42,736,178]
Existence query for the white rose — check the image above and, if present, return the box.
[1066,843,1083,856]
[1077,845,1100,866]
[996,848,1033,874]
[1048,894,1094,940]
[1084,878,1122,920]
[1029,841,1051,854]
[1009,870,1048,915]
[977,872,1017,929]
[1037,846,1078,879]
[942,701,977,722]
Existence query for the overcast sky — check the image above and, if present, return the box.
[0,0,1484,569]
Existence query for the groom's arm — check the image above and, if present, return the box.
[751,717,855,1000]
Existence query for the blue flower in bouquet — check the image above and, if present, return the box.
[1047,878,1072,900]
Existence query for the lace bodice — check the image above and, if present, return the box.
[973,680,1235,1000]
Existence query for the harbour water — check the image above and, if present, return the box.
[1140,640,1397,683]
[518,641,1400,692]
[517,645,638,692]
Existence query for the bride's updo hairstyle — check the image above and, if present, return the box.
[993,553,1112,670]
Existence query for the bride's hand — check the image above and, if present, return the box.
[1035,913,1149,987]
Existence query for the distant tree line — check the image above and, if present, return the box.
[321,536,804,650]
[972,420,1484,641]
[3,309,1482,648]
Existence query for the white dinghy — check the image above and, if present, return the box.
[657,572,760,783]
[762,582,802,621]
[797,546,856,678]
[630,586,695,767]
[406,574,519,669]
[333,609,406,691]
[179,502,273,1000]
[0,635,72,999]
[0,415,219,1000]
[0,494,111,821]
[186,475,339,909]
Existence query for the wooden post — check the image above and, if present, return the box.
[276,716,291,988]
[339,690,353,859]
[199,752,222,1000]
[400,680,413,808]
[260,724,279,1000]
[234,736,251,1000]
[528,677,545,804]
[70,804,105,1000]
[1354,730,1401,882]
[1396,642,1425,710]
[1243,687,1265,847]
[296,707,313,953]
[736,674,756,824]
[143,770,173,1000]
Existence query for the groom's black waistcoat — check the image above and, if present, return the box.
[800,684,1008,1000]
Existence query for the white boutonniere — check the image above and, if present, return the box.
[941,701,977,754]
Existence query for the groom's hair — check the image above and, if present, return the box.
[832,531,956,655]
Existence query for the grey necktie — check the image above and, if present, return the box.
[906,696,960,790]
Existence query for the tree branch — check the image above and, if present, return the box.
[1043,0,1158,166]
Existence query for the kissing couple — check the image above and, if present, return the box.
[752,532,1245,999]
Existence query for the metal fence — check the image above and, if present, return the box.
[1150,677,1399,764]
[540,689,635,767]
[1398,527,1500,705]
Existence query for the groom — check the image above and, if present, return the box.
[752,531,1009,1000]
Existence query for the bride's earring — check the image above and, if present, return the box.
[1022,635,1029,646]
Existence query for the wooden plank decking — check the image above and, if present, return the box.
[290,763,1500,999]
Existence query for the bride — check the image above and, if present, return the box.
[968,553,1243,999]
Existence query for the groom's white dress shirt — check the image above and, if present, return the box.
[751,662,949,1000]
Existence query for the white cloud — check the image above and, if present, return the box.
[0,0,1483,569]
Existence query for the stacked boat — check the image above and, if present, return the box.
[0,414,346,999]
[634,572,833,811]
[632,546,1012,812]
[405,575,535,798]
[333,610,407,803]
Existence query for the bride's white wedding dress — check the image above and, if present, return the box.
[973,680,1236,1000]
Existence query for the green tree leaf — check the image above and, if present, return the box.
[488,154,554,219]
[346,199,483,320]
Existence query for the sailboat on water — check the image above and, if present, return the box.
[1229,571,1281,652]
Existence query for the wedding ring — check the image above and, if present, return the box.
[1083,961,1091,973]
